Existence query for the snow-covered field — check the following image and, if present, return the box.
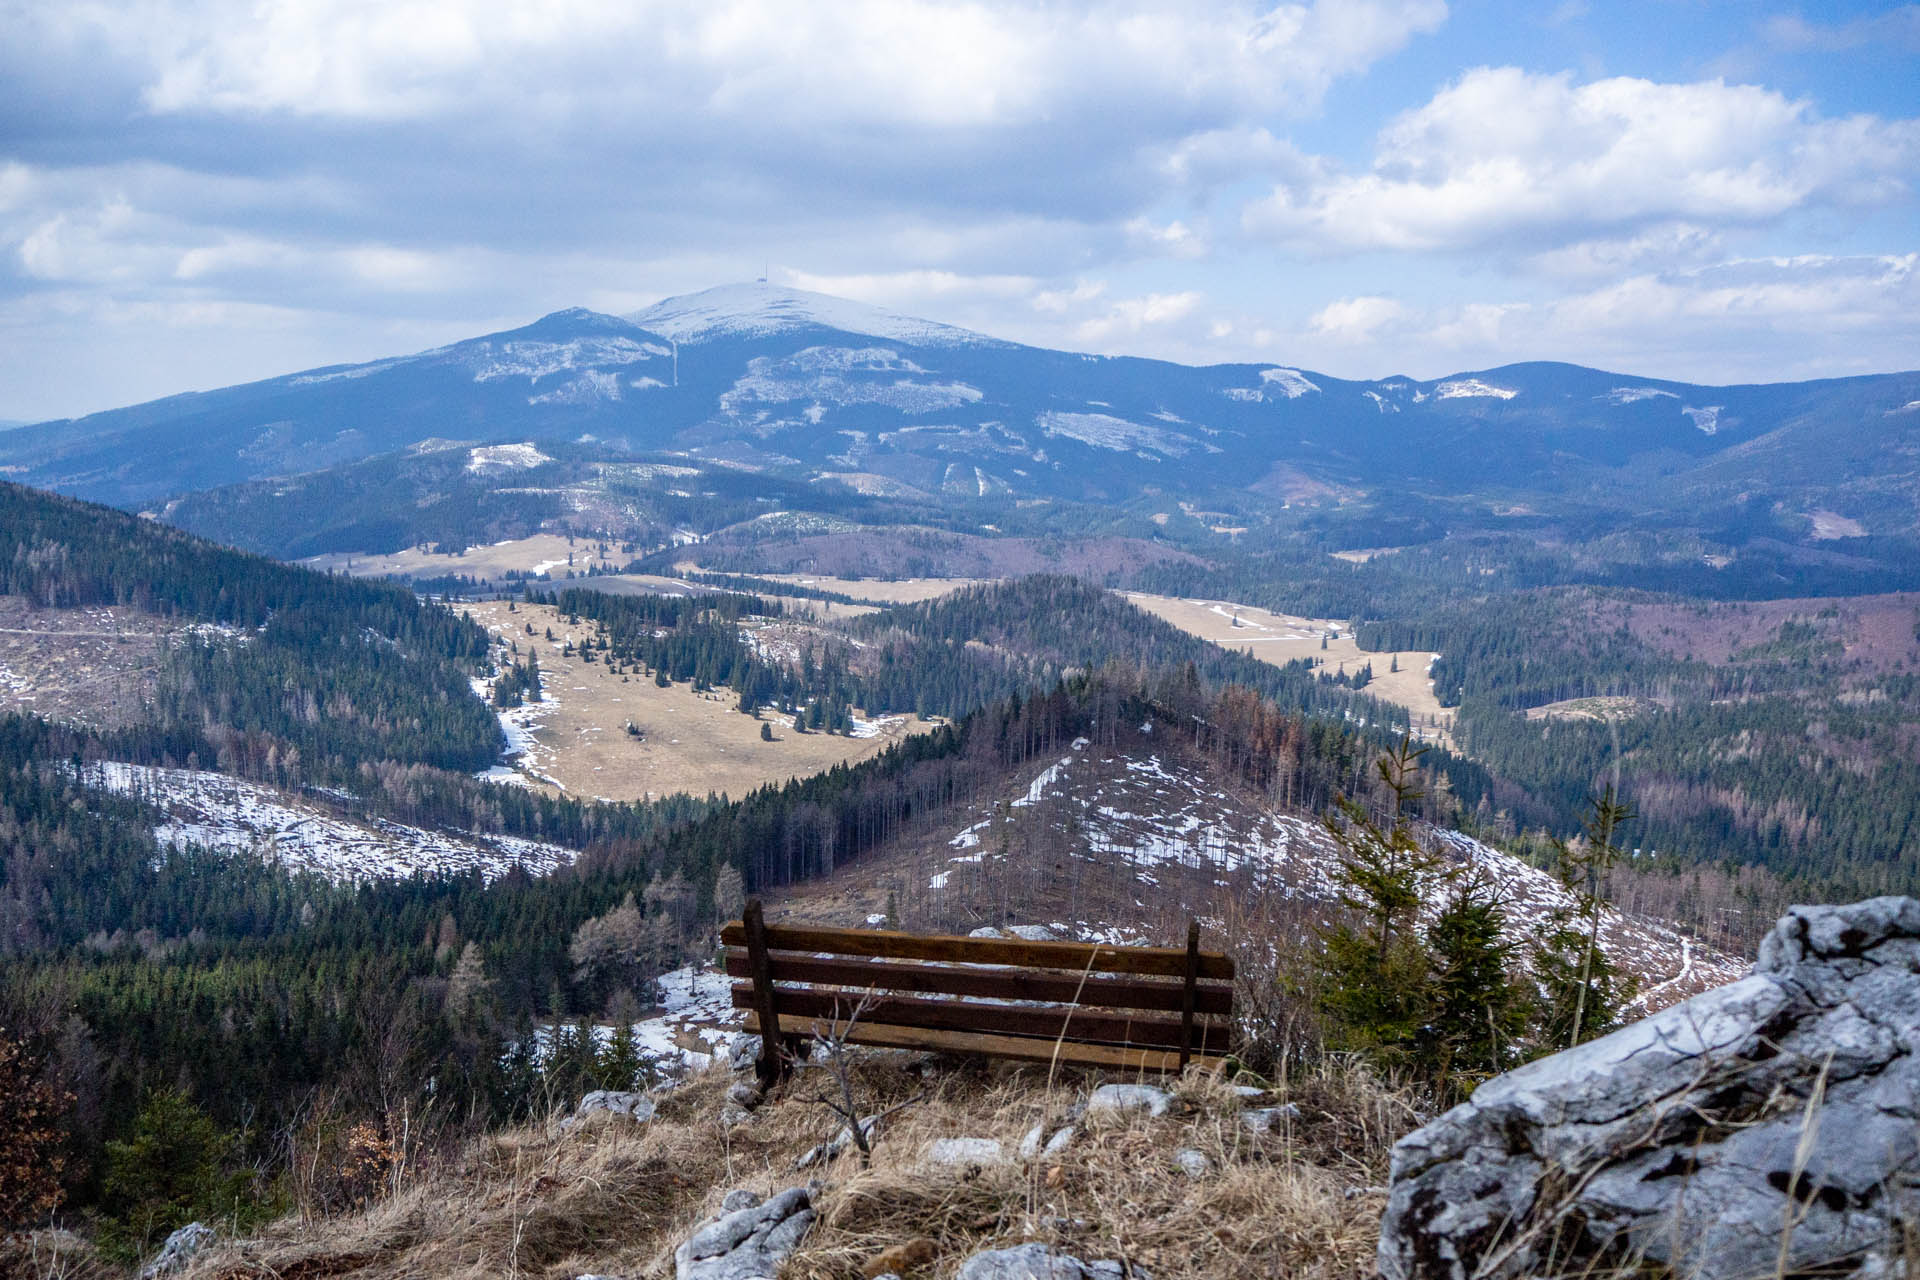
[84,761,576,883]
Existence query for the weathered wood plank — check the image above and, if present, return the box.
[743,1012,1224,1074]
[1180,919,1200,1072]
[741,899,785,1086]
[728,984,1220,1051]
[720,951,1234,1015]
[718,920,1233,980]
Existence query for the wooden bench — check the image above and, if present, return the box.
[721,901,1236,1085]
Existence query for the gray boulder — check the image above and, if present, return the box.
[574,1089,655,1122]
[675,1186,814,1280]
[1379,897,1920,1280]
[926,1136,1008,1165]
[139,1222,214,1279]
[956,1242,1150,1279]
[1086,1083,1171,1118]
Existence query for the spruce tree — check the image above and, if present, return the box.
[1314,738,1446,1065]
[1423,875,1533,1096]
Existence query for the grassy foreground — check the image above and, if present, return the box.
[12,1053,1413,1280]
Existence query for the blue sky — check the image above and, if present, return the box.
[2,0,1916,421]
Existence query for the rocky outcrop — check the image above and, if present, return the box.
[565,1090,656,1131]
[675,1187,815,1280]
[1379,897,1920,1280]
[956,1242,1150,1279]
[139,1222,214,1279]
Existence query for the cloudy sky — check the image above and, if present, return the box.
[3,0,1917,421]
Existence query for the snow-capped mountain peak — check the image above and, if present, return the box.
[627,282,996,347]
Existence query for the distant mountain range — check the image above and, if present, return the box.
[4,282,1917,544]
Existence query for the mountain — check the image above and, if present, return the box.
[6,282,1917,541]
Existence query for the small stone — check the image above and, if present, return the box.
[727,1080,763,1110]
[1043,1125,1077,1155]
[1174,1147,1213,1178]
[1086,1083,1171,1117]
[1240,1104,1300,1133]
[926,1136,1007,1165]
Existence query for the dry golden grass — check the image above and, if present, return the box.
[170,1055,1409,1280]
[301,534,626,583]
[672,571,987,607]
[461,601,937,802]
[1120,592,1457,749]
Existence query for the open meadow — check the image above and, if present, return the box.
[461,599,938,802]
[1121,591,1456,746]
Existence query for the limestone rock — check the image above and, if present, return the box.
[572,1090,656,1125]
[1086,1083,1171,1118]
[1173,1147,1213,1178]
[729,1034,763,1072]
[1379,897,1920,1280]
[1240,1104,1299,1133]
[139,1222,215,1279]
[1019,1123,1077,1159]
[676,1185,815,1280]
[720,1189,763,1214]
[926,1136,1008,1165]
[956,1242,1149,1279]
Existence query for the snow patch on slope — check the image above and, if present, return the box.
[1435,379,1519,401]
[1036,411,1195,457]
[629,283,992,346]
[469,336,670,383]
[1605,386,1678,405]
[721,347,984,417]
[83,762,574,883]
[467,443,553,475]
[1683,405,1724,434]
[1260,367,1321,398]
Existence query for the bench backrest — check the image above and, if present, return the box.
[721,901,1235,1082]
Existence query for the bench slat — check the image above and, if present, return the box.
[721,951,1234,1015]
[718,921,1234,980]
[729,985,1228,1052]
[744,1012,1225,1074]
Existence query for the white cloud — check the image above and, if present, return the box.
[1124,217,1208,259]
[1279,254,1920,384]
[74,0,1447,129]
[1073,290,1203,344]
[1309,295,1407,341]
[1244,67,1920,253]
